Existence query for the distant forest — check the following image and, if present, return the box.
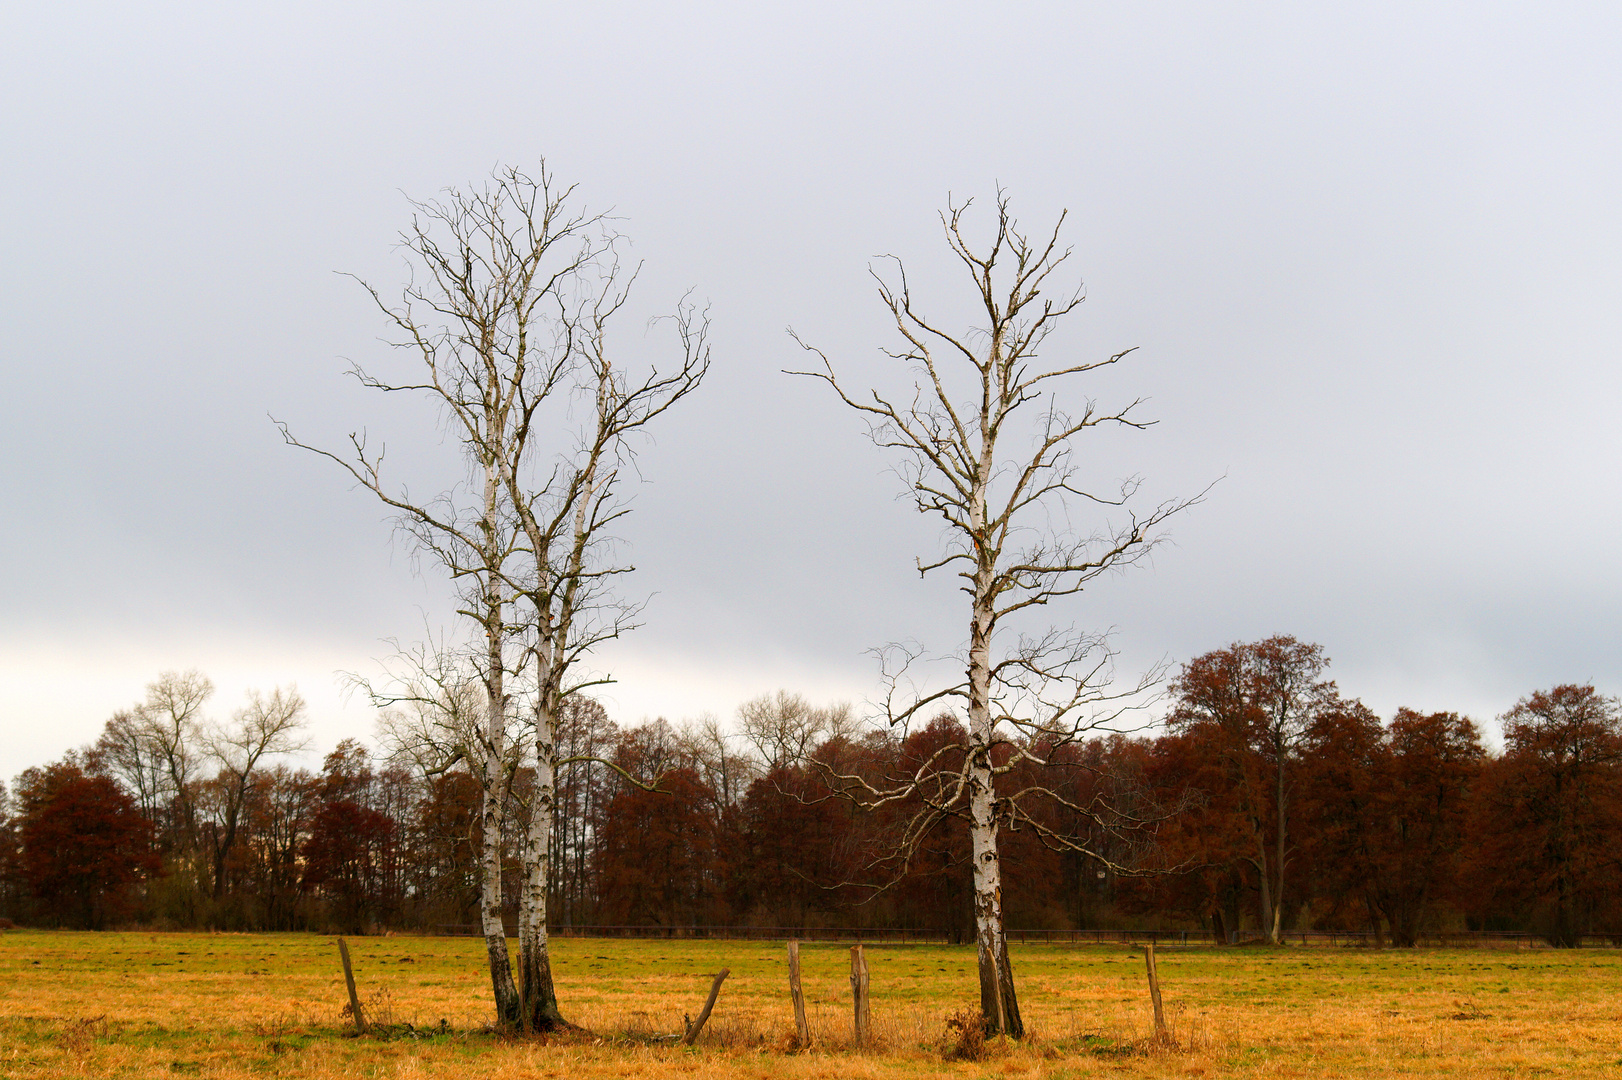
[3,635,1620,946]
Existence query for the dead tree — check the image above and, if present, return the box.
[204,686,308,899]
[279,164,602,1027]
[494,255,708,1032]
[792,192,1195,1036]
[283,162,705,1032]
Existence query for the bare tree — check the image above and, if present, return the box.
[791,192,1194,1036]
[280,165,599,1026]
[680,713,760,812]
[490,256,707,1031]
[93,709,169,826]
[93,671,214,866]
[284,162,705,1031]
[204,687,309,899]
[738,690,855,772]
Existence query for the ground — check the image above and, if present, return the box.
[1,930,1619,1078]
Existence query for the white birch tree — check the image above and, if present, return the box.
[792,192,1193,1037]
[492,257,707,1031]
[283,162,705,1032]
[280,164,598,1026]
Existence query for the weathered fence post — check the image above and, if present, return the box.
[849,944,871,1047]
[682,968,729,1046]
[337,937,367,1033]
[788,941,811,1048]
[1144,941,1168,1045]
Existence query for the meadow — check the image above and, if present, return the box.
[2,930,1620,1078]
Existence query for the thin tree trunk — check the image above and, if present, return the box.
[519,697,565,1031]
[1271,746,1287,943]
[480,528,520,1026]
[1251,835,1274,942]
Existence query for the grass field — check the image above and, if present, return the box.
[2,930,1620,1078]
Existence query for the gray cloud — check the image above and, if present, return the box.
[4,2,1619,779]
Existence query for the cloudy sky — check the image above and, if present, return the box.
[3,2,1619,781]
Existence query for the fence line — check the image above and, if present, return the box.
[428,924,1621,947]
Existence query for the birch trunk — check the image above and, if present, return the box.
[519,687,565,1031]
[479,671,520,1026]
[480,449,521,1027]
[968,742,1021,1036]
[967,469,1023,1038]
[508,369,603,1033]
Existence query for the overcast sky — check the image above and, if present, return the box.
[3,2,1620,782]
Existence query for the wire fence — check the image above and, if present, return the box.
[429,924,1622,948]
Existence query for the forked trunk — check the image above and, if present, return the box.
[1253,824,1275,942]
[479,756,520,1026]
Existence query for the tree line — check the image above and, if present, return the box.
[4,647,1620,951]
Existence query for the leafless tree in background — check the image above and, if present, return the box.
[92,672,307,918]
[792,192,1195,1036]
[94,669,215,896]
[738,690,856,772]
[204,687,309,899]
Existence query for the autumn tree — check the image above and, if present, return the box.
[0,782,21,922]
[302,741,405,932]
[1123,726,1253,939]
[594,721,726,926]
[1168,637,1341,943]
[14,757,158,928]
[1363,710,1482,945]
[1472,685,1622,945]
[793,193,1190,1035]
[732,760,854,927]
[235,765,318,930]
[1290,700,1398,937]
[550,696,618,926]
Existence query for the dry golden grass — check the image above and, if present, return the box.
[2,930,1620,1078]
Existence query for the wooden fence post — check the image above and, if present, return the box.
[682,968,729,1046]
[788,941,811,1048]
[849,944,871,1047]
[337,937,367,1033]
[1144,941,1168,1045]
